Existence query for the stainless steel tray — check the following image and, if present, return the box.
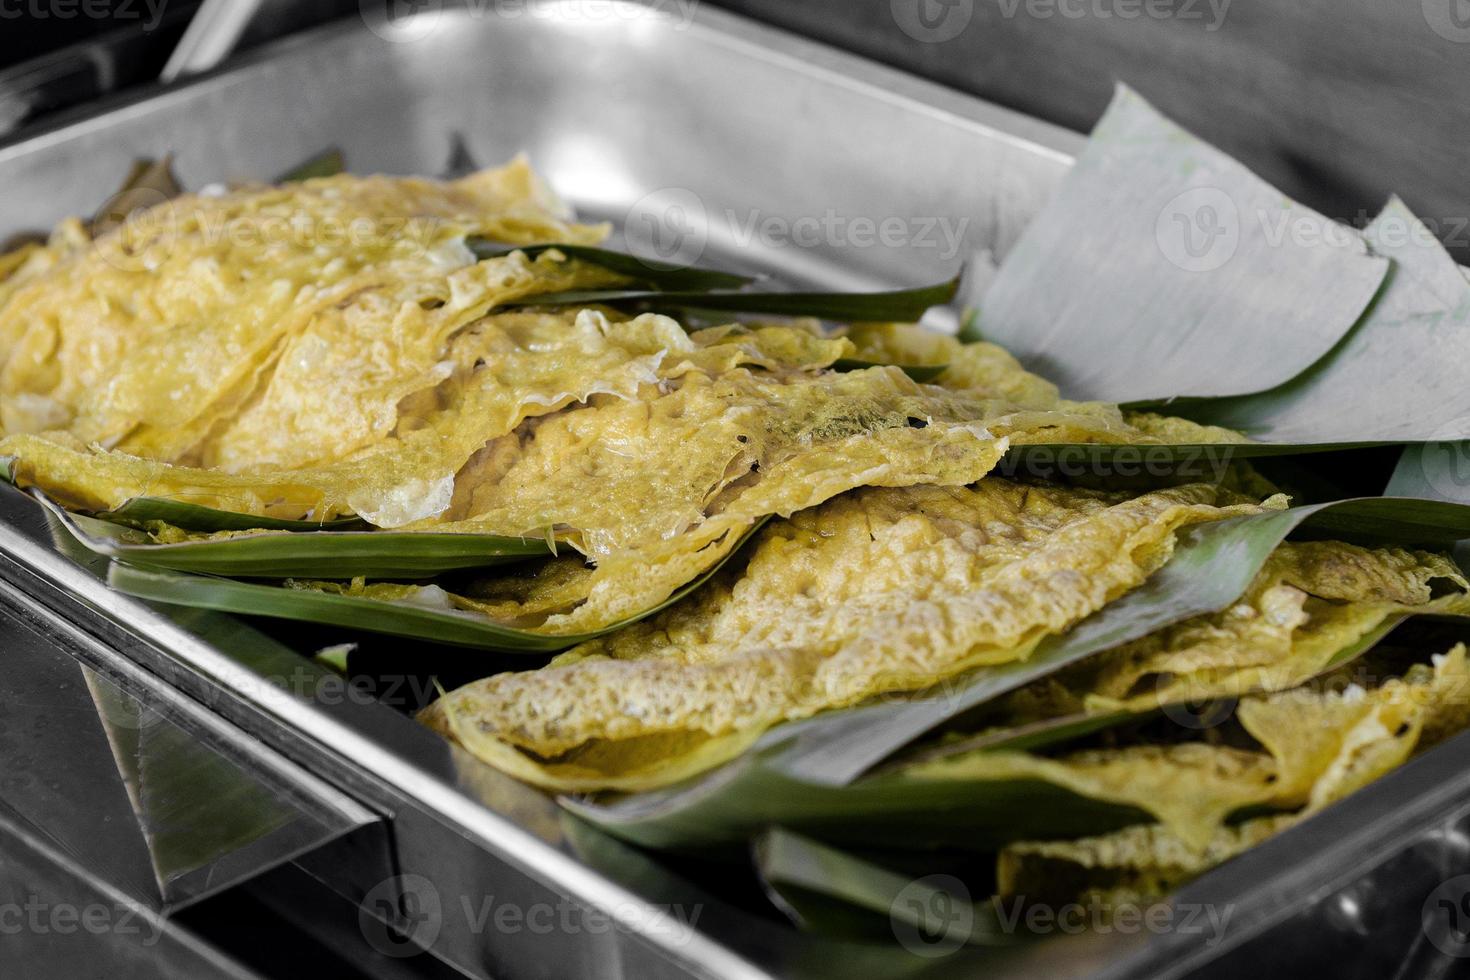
[3,3,1470,978]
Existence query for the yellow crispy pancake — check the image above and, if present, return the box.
[421,480,1271,791]
[995,644,1470,902]
[988,540,1469,724]
[0,158,612,464]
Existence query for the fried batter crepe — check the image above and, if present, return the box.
[995,644,1470,904]
[422,480,1273,791]
[0,159,614,463]
[987,540,1470,725]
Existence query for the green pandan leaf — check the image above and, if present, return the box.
[98,496,365,534]
[43,496,548,580]
[106,520,767,652]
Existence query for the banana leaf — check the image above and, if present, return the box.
[514,276,961,323]
[105,520,766,652]
[570,496,1470,848]
[1155,198,1470,444]
[972,85,1389,404]
[276,148,346,183]
[41,495,549,579]
[755,829,1014,948]
[465,239,754,291]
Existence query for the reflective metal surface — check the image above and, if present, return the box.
[1,3,1470,978]
[0,527,358,977]
[0,587,380,914]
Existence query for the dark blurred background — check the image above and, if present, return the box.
[1,0,1466,260]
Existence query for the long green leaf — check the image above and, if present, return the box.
[565,744,1152,852]
[466,239,754,291]
[109,562,580,652]
[973,85,1388,403]
[515,276,961,323]
[43,497,549,579]
[98,496,365,533]
[106,519,766,652]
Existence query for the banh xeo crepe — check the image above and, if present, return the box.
[994,643,1470,905]
[421,479,1277,790]
[0,158,613,460]
[972,539,1470,726]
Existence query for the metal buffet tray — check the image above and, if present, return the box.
[4,3,1470,977]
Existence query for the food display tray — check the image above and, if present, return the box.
[3,3,1469,977]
